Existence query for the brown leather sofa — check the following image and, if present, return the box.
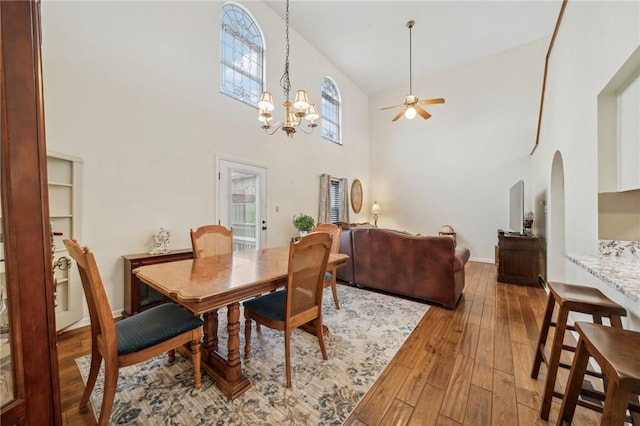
[338,227,471,309]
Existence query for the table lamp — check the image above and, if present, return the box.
[371,201,381,226]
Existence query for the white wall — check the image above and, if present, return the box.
[531,1,639,326]
[369,38,548,262]
[40,0,370,315]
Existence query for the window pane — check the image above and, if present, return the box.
[220,4,264,107]
[330,180,340,223]
[0,161,13,406]
[321,78,341,144]
[230,170,257,252]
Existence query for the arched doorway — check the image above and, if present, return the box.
[548,150,566,281]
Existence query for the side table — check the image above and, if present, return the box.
[122,249,193,317]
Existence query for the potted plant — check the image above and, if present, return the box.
[292,213,315,236]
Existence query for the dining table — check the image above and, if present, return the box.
[134,245,348,399]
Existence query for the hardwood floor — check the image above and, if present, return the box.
[57,261,605,425]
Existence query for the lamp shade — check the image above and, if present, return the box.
[371,201,381,215]
[305,104,320,121]
[258,92,274,111]
[293,90,310,110]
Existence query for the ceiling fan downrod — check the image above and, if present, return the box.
[407,20,414,96]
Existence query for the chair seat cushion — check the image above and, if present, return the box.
[116,303,204,355]
[324,271,333,282]
[243,290,286,322]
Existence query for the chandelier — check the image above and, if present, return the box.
[257,0,319,137]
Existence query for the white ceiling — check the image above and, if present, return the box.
[264,0,562,96]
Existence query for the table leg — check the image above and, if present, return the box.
[200,302,251,399]
[203,309,218,352]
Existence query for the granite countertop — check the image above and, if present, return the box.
[564,252,640,304]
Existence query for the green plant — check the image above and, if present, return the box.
[292,213,315,232]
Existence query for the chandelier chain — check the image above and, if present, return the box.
[279,0,291,101]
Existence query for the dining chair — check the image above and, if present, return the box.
[190,224,233,351]
[312,223,342,309]
[243,232,332,388]
[64,239,204,426]
[190,224,233,258]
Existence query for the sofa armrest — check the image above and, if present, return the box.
[453,247,471,272]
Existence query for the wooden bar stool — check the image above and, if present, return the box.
[557,322,640,425]
[531,277,627,420]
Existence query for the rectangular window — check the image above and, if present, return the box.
[329,179,340,223]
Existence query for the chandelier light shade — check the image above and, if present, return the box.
[258,0,319,137]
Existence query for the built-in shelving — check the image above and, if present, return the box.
[47,152,84,330]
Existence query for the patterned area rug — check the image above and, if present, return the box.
[76,285,428,425]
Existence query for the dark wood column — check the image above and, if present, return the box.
[1,0,62,424]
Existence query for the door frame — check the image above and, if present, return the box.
[215,155,268,250]
[1,0,62,423]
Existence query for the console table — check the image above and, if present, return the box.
[122,249,193,317]
[497,232,540,286]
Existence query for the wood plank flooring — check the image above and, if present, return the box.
[57,261,605,425]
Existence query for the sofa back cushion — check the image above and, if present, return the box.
[351,228,457,300]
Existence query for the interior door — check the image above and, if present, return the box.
[217,158,267,251]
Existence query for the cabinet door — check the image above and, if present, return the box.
[48,153,83,331]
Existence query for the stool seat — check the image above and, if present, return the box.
[549,282,627,317]
[531,278,627,421]
[558,322,640,426]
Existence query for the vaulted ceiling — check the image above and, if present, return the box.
[264,1,562,96]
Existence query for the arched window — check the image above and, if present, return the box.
[220,3,264,107]
[321,78,341,144]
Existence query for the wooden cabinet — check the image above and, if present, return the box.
[122,249,193,317]
[497,233,540,286]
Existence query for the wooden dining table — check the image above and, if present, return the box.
[134,246,348,399]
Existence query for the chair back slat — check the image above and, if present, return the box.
[286,232,331,318]
[190,225,233,258]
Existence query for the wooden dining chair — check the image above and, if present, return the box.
[190,224,233,351]
[190,224,233,258]
[64,239,204,426]
[243,232,332,388]
[312,223,342,309]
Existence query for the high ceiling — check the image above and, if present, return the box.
[264,1,562,96]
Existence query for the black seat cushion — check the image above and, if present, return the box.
[243,290,286,322]
[116,303,204,355]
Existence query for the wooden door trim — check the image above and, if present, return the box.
[1,0,62,423]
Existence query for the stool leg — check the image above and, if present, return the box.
[541,306,569,420]
[601,382,632,426]
[532,292,556,379]
[556,336,590,426]
[609,314,623,329]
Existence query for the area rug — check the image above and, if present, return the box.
[76,285,428,425]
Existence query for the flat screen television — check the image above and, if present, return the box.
[509,180,524,235]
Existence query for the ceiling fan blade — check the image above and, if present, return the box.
[392,108,407,122]
[380,104,403,111]
[416,106,432,120]
[419,98,446,105]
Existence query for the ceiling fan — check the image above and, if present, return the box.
[381,20,445,122]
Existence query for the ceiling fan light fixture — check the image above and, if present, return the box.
[381,20,444,122]
[405,107,417,120]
